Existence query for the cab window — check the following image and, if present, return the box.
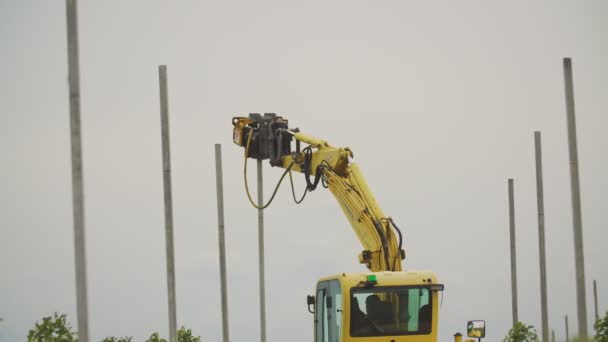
[350,286,432,337]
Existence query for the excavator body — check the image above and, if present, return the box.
[232,113,444,342]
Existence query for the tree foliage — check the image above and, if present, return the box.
[145,327,201,342]
[596,311,608,342]
[503,322,540,342]
[101,337,133,342]
[28,313,201,342]
[27,313,77,342]
[145,332,167,342]
[177,327,201,342]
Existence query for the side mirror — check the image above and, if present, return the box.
[307,295,315,314]
[467,320,486,338]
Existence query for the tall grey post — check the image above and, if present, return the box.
[257,159,267,342]
[215,144,230,342]
[65,1,90,341]
[552,330,555,342]
[594,280,599,322]
[159,65,177,342]
[562,57,588,337]
[508,178,519,326]
[534,131,549,342]
[565,315,570,342]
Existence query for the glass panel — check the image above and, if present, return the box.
[350,286,432,337]
[316,289,325,342]
[323,295,329,342]
[329,280,342,342]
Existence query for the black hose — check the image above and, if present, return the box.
[389,218,404,271]
[303,147,322,191]
[289,170,308,204]
[372,219,391,270]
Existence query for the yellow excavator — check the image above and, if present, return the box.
[233,113,444,342]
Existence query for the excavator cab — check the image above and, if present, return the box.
[310,273,443,342]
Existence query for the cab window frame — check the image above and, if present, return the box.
[349,285,434,337]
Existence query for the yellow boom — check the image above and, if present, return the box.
[283,132,403,272]
[234,115,405,272]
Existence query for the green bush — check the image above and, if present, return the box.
[595,311,608,342]
[27,313,77,342]
[177,327,200,342]
[102,337,133,342]
[145,332,167,342]
[28,313,202,342]
[146,327,201,342]
[503,322,540,342]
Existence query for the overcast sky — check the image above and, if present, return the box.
[1,1,607,341]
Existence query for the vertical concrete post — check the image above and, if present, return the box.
[552,329,555,342]
[565,315,570,342]
[594,280,599,322]
[508,178,519,326]
[65,1,89,341]
[159,65,177,342]
[535,131,549,342]
[562,57,588,337]
[257,159,267,342]
[215,144,230,342]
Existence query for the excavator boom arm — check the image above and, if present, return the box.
[233,114,405,272]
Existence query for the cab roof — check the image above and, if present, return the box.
[319,270,440,288]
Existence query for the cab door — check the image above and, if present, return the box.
[315,280,342,342]
[315,282,328,342]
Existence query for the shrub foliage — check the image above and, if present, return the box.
[503,322,540,342]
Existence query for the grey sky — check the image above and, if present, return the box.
[1,1,607,341]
